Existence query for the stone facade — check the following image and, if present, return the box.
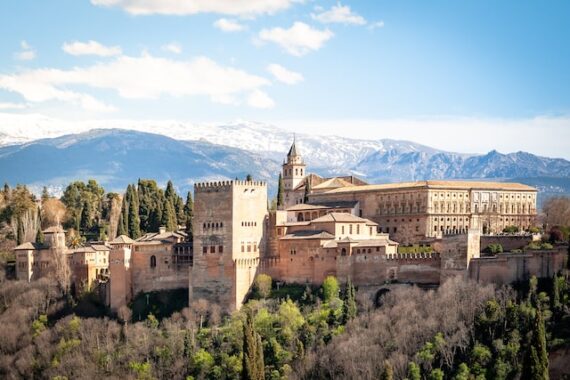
[189,180,268,311]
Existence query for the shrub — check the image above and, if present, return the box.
[486,243,503,254]
[503,226,519,234]
[254,274,272,299]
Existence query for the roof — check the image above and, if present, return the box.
[311,212,378,225]
[323,237,398,249]
[312,177,355,190]
[14,242,44,250]
[110,235,135,244]
[43,226,65,233]
[91,244,111,251]
[136,230,187,243]
[74,246,96,253]
[281,230,335,240]
[287,140,299,157]
[315,180,536,194]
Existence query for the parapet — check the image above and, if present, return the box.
[194,180,267,192]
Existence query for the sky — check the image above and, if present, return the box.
[0,0,569,157]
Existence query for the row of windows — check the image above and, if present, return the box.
[241,221,258,227]
[284,168,304,177]
[203,222,224,230]
[202,245,224,254]
[241,244,258,253]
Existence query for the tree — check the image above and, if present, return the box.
[246,174,253,182]
[41,186,50,202]
[184,191,193,239]
[35,208,44,244]
[127,185,141,239]
[407,362,421,380]
[380,361,393,380]
[429,368,444,380]
[161,197,177,232]
[522,308,549,380]
[342,279,357,323]
[277,173,284,209]
[303,177,311,203]
[322,276,340,303]
[242,310,265,380]
[254,274,272,299]
[454,363,470,380]
[80,200,93,232]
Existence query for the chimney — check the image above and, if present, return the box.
[159,226,166,234]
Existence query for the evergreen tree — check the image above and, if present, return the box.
[242,310,265,380]
[117,197,128,237]
[303,177,311,203]
[342,279,357,323]
[16,216,25,245]
[127,185,141,239]
[161,197,177,232]
[277,173,284,208]
[522,308,549,380]
[380,361,393,380]
[246,174,253,182]
[552,275,561,310]
[35,208,44,244]
[184,191,193,239]
[80,199,93,232]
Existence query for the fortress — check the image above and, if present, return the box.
[15,140,565,313]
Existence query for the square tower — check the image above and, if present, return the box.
[282,140,307,207]
[191,180,268,311]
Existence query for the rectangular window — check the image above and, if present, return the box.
[218,245,223,253]
[202,246,207,254]
[210,246,215,254]
[342,226,345,234]
[357,225,360,234]
[349,225,353,234]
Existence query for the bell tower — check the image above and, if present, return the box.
[282,138,307,207]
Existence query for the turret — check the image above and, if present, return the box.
[282,138,306,192]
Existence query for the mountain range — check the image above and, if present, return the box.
[0,122,569,205]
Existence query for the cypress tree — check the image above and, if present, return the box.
[342,279,357,323]
[552,275,561,310]
[117,189,129,236]
[277,173,284,208]
[127,185,141,239]
[242,310,265,380]
[246,174,253,182]
[41,186,50,202]
[184,191,193,240]
[36,208,44,244]
[522,308,549,380]
[16,216,25,245]
[80,199,93,232]
[407,362,421,380]
[161,197,177,232]
[303,177,311,203]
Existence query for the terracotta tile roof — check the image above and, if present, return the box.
[14,242,44,250]
[110,235,135,244]
[312,177,355,190]
[316,180,536,194]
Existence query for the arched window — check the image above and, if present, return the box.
[341,248,347,256]
[295,168,298,176]
[150,255,157,268]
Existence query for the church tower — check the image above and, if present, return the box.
[282,138,307,207]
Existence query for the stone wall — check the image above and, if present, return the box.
[480,234,539,252]
[468,248,567,284]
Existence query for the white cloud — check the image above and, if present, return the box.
[247,89,275,109]
[311,4,366,25]
[62,40,122,57]
[267,64,303,85]
[0,102,28,110]
[258,22,333,56]
[0,54,271,111]
[368,21,385,30]
[91,0,298,16]
[162,42,182,54]
[14,41,36,61]
[213,18,245,32]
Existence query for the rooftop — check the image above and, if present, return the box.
[315,180,536,194]
[110,235,135,244]
[311,212,378,225]
[281,230,335,240]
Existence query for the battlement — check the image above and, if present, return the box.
[386,252,440,261]
[194,180,267,192]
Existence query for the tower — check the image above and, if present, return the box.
[282,138,307,207]
[190,180,268,311]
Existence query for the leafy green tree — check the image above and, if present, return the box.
[254,274,272,299]
[242,310,265,380]
[429,368,444,380]
[277,173,284,208]
[322,276,340,303]
[454,363,470,380]
[407,362,421,380]
[184,191,193,239]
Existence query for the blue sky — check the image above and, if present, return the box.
[0,1,569,157]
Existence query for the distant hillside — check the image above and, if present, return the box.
[0,127,569,205]
[0,129,281,194]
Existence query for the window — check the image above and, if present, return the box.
[150,255,157,268]
[203,247,207,254]
[356,225,360,234]
[210,246,215,254]
[349,225,353,234]
[218,245,223,253]
[342,226,345,234]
